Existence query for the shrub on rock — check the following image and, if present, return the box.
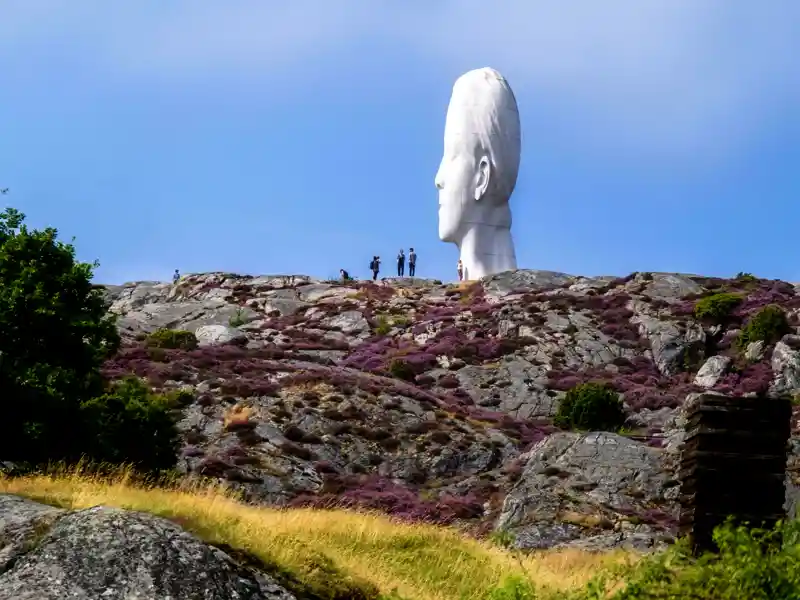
[737,304,790,350]
[735,271,758,283]
[693,292,743,324]
[554,382,626,432]
[373,315,392,336]
[389,358,416,381]
[145,328,198,350]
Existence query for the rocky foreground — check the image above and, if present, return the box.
[90,270,800,552]
[0,495,296,599]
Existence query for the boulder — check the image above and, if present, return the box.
[497,432,672,549]
[195,324,247,347]
[694,355,731,388]
[481,269,574,297]
[771,340,800,395]
[456,357,556,418]
[321,310,370,335]
[638,273,703,302]
[0,495,295,600]
[631,312,705,376]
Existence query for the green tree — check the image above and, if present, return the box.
[0,208,121,463]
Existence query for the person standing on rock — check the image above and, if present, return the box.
[457,259,464,281]
[396,249,405,277]
[172,269,180,284]
[370,256,381,280]
[408,248,417,277]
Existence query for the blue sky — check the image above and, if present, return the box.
[1,1,799,284]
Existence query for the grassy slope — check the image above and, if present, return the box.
[0,469,628,600]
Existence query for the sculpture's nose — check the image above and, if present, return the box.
[434,167,444,190]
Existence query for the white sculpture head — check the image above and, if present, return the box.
[434,68,521,280]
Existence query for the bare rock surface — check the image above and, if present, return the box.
[497,432,675,550]
[0,495,295,600]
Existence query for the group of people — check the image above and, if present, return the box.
[172,250,464,287]
[369,248,417,281]
[338,249,467,283]
[368,248,417,280]
[174,250,464,287]
[339,248,418,282]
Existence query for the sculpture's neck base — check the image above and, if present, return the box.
[457,224,517,280]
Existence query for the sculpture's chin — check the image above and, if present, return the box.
[438,216,458,243]
[438,227,457,243]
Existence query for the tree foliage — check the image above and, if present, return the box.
[0,208,177,470]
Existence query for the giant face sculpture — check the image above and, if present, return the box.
[434,68,521,279]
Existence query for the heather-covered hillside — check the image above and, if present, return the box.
[100,270,800,550]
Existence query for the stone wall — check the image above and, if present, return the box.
[677,393,792,554]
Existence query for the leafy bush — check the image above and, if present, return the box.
[0,208,120,464]
[554,382,625,431]
[163,388,196,407]
[693,292,743,324]
[145,328,198,350]
[487,576,536,600]
[484,519,800,599]
[388,358,416,382]
[79,377,180,472]
[578,519,800,600]
[737,304,791,350]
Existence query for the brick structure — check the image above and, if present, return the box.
[677,393,792,555]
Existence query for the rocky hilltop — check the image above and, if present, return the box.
[98,270,800,551]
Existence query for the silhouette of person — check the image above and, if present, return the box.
[408,248,417,277]
[397,249,405,277]
[370,256,381,280]
[172,269,180,284]
[457,259,464,281]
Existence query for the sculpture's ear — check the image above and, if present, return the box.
[474,156,491,201]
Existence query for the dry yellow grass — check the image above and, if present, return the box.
[559,510,615,530]
[0,468,631,600]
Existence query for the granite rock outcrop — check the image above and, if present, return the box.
[99,270,800,549]
[0,495,296,600]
